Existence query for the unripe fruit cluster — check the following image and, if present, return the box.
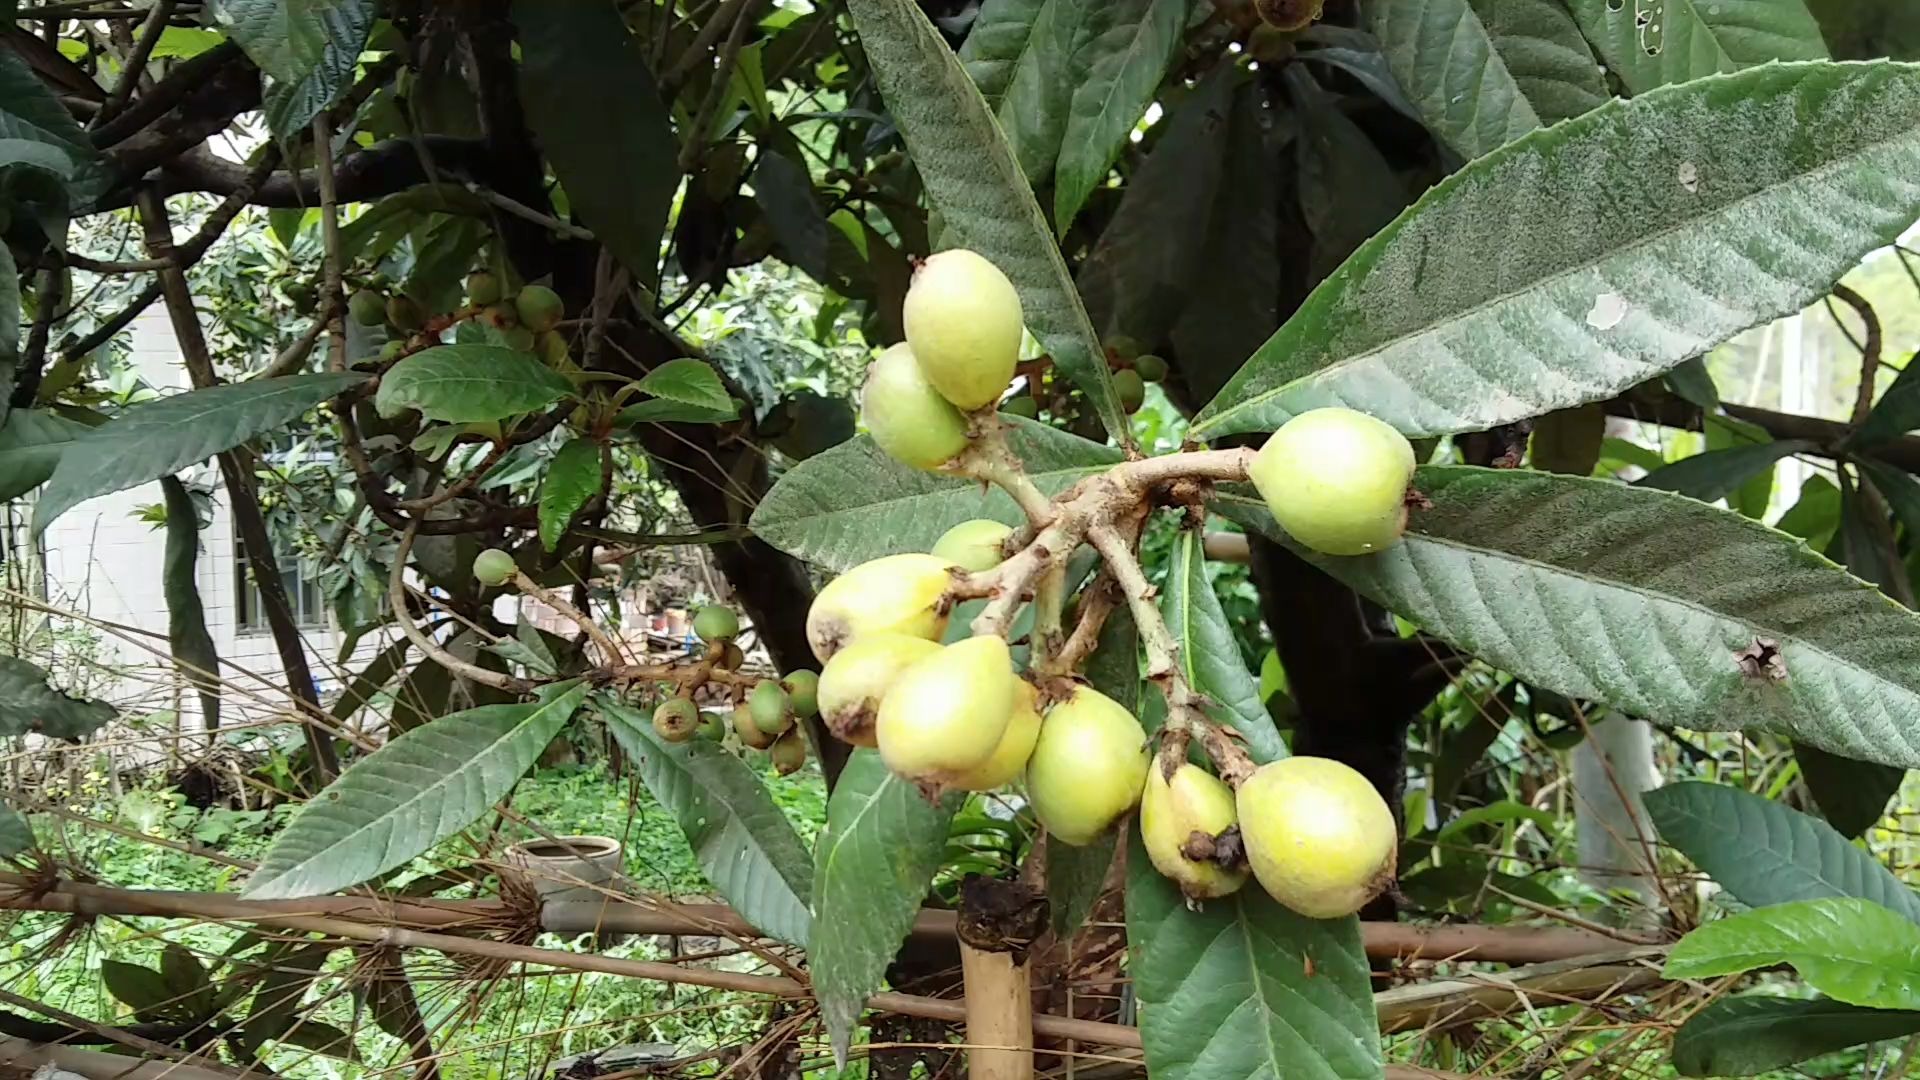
[863,250,1026,473]
[352,270,569,366]
[654,603,821,777]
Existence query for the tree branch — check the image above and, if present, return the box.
[93,0,176,125]
[135,187,341,780]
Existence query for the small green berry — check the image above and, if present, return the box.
[1133,354,1168,382]
[733,702,776,749]
[696,711,727,741]
[769,728,807,776]
[472,548,516,587]
[467,270,503,306]
[781,670,820,719]
[693,604,741,642]
[516,285,565,333]
[653,697,700,743]
[504,326,536,352]
[349,289,387,327]
[720,642,746,670]
[379,340,407,362]
[386,295,426,332]
[1113,369,1146,414]
[749,679,793,735]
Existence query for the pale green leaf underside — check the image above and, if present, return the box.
[375,347,574,423]
[811,750,961,1065]
[1214,466,1920,768]
[1644,781,1920,922]
[1665,897,1920,1009]
[32,374,363,536]
[844,0,1128,441]
[244,681,589,899]
[603,701,814,946]
[750,419,1120,571]
[1574,0,1827,95]
[1191,61,1920,441]
[1127,831,1382,1080]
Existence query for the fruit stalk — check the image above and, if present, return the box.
[511,568,628,665]
[1085,523,1256,785]
[942,412,1055,526]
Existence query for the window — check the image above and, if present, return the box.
[235,545,326,632]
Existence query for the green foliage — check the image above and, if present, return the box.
[538,438,603,551]
[810,749,962,1064]
[1671,995,1920,1076]
[245,681,590,899]
[845,0,1128,439]
[1125,829,1381,1080]
[0,655,114,738]
[750,420,1119,570]
[1572,0,1827,94]
[1161,529,1284,762]
[1665,897,1920,1009]
[512,0,677,289]
[1646,781,1920,921]
[1192,62,1920,440]
[602,698,814,946]
[0,801,28,857]
[0,409,87,501]
[31,374,364,535]
[1221,467,1920,768]
[373,346,573,423]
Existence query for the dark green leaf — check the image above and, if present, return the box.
[1214,467,1920,768]
[1126,830,1381,1080]
[846,0,1128,440]
[0,409,87,501]
[330,637,411,724]
[1573,0,1827,95]
[1167,79,1285,406]
[0,242,15,418]
[0,801,29,857]
[160,943,215,1018]
[636,358,733,413]
[1436,800,1556,840]
[1794,743,1903,838]
[1077,67,1236,347]
[1672,994,1920,1076]
[1367,0,1604,161]
[0,655,114,739]
[1665,897,1920,1008]
[1291,67,1409,275]
[751,419,1120,570]
[244,681,589,899]
[1530,405,1607,475]
[1644,781,1920,922]
[1636,439,1814,503]
[615,398,740,425]
[1668,356,1723,409]
[1050,0,1189,230]
[513,0,676,288]
[101,960,174,1020]
[538,438,602,552]
[1190,62,1920,441]
[1776,472,1842,551]
[374,347,572,423]
[1047,832,1114,936]
[238,941,336,1052]
[250,0,375,138]
[32,374,364,536]
[603,700,813,945]
[755,150,832,282]
[0,48,105,208]
[1083,590,1140,715]
[1852,360,1920,448]
[812,749,962,1065]
[1162,530,1285,763]
[161,477,221,731]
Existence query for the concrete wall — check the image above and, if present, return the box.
[31,308,380,734]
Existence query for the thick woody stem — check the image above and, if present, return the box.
[944,413,1054,526]
[510,568,627,665]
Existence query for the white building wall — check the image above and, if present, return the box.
[33,308,384,737]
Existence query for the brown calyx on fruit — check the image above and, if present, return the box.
[1253,0,1324,30]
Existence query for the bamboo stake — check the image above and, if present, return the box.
[961,945,1035,1080]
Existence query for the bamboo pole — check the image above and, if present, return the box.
[3,874,1651,964]
[960,945,1036,1079]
